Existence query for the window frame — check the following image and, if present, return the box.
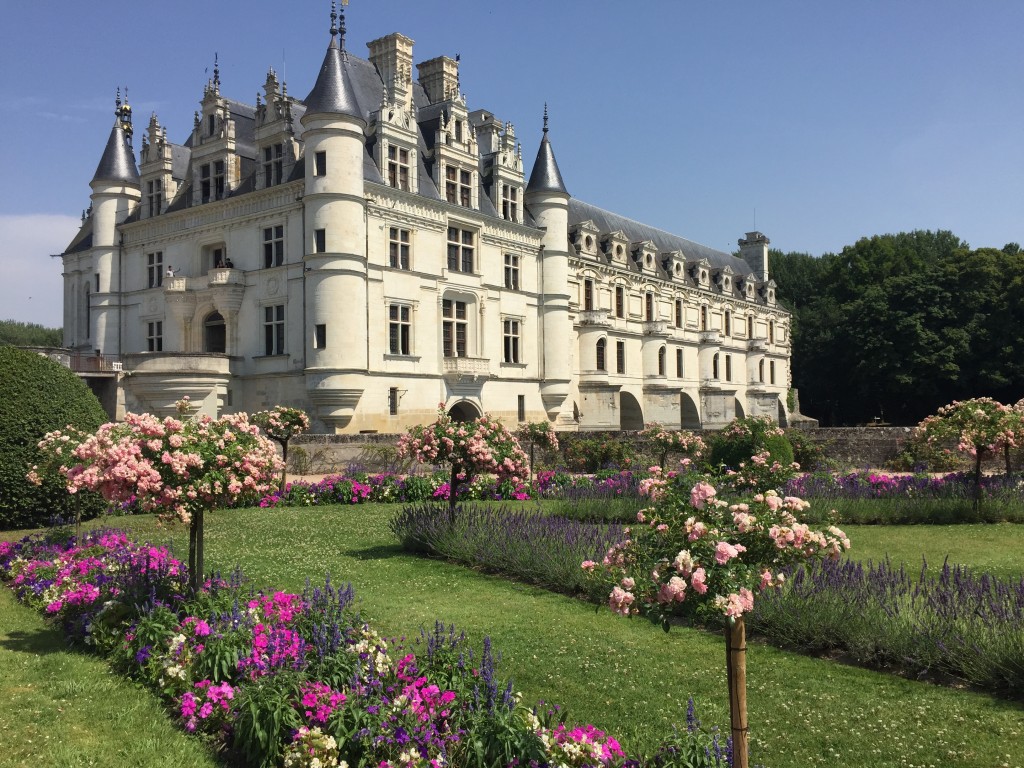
[263,142,284,187]
[388,303,412,356]
[263,225,285,268]
[147,251,163,288]
[504,253,520,291]
[146,320,163,352]
[387,145,411,191]
[442,298,468,357]
[446,226,475,274]
[616,340,626,375]
[389,227,411,270]
[263,304,286,356]
[502,317,521,364]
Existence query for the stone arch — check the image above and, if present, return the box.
[203,311,226,353]
[448,400,481,423]
[734,397,746,419]
[619,390,644,431]
[681,392,701,429]
[777,398,789,427]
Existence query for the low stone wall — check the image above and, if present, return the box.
[291,426,949,474]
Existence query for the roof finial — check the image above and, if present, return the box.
[213,52,220,87]
[543,103,549,134]
[330,1,338,37]
[115,87,122,115]
[338,2,347,51]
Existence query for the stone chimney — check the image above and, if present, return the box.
[738,231,770,282]
[367,33,414,104]
[417,56,459,104]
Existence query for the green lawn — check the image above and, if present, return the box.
[2,506,1023,768]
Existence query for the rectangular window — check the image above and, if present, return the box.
[389,387,400,416]
[389,227,411,270]
[388,304,411,356]
[147,252,163,288]
[446,227,474,273]
[314,150,327,176]
[501,184,518,222]
[445,166,472,207]
[725,355,732,382]
[147,179,163,217]
[645,292,654,321]
[584,279,594,311]
[146,321,163,352]
[675,299,683,328]
[264,304,285,355]
[615,286,625,318]
[314,228,326,254]
[504,254,520,290]
[503,318,521,364]
[314,324,327,349]
[616,340,625,374]
[442,299,468,357]
[517,394,526,422]
[387,145,410,191]
[725,311,732,337]
[263,225,284,268]
[263,143,284,187]
[200,163,211,203]
[211,247,225,270]
[213,160,225,200]
[676,349,683,377]
[770,360,776,385]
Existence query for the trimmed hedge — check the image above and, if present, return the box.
[0,347,107,528]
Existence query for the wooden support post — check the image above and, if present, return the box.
[726,615,749,768]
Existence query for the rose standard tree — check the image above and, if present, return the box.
[397,406,529,512]
[915,397,1021,510]
[585,473,850,768]
[252,406,310,489]
[516,420,560,484]
[37,399,281,593]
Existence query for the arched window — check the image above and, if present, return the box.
[658,346,666,376]
[712,352,720,380]
[596,338,606,371]
[759,359,765,383]
[204,311,226,353]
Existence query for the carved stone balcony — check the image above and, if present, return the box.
[642,320,670,337]
[747,337,767,353]
[579,309,610,327]
[442,355,490,381]
[698,330,721,346]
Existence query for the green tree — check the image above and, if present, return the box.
[0,346,107,528]
[0,319,63,347]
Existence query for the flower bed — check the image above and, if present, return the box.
[1,528,736,768]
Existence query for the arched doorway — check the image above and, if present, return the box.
[734,398,746,419]
[448,400,481,423]
[777,399,789,427]
[204,311,226,353]
[619,391,644,431]
[681,393,701,429]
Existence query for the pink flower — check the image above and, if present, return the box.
[690,567,708,594]
[690,481,717,510]
[714,541,746,565]
[608,586,635,616]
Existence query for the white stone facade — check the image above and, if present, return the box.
[61,16,792,433]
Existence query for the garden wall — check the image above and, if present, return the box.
[290,426,976,474]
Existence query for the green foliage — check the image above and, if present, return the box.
[561,435,638,472]
[0,346,107,529]
[0,319,62,347]
[784,429,835,471]
[774,230,1024,425]
[706,416,794,471]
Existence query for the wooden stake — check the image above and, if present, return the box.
[726,615,749,768]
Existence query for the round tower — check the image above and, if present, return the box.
[525,106,572,423]
[88,91,141,356]
[301,5,369,431]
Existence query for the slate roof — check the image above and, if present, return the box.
[526,129,568,196]
[304,36,364,120]
[92,121,140,185]
[567,199,751,276]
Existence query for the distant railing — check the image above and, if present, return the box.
[70,353,122,373]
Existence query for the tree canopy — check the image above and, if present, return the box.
[772,231,1024,425]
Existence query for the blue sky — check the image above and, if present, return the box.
[2,1,1021,327]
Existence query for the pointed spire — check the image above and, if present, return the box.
[303,2,363,120]
[92,90,140,185]
[213,52,220,88]
[526,105,568,196]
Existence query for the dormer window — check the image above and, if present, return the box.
[263,143,284,187]
[208,114,216,136]
[388,145,411,191]
[501,184,519,222]
[445,166,472,207]
[146,179,163,217]
[200,161,225,203]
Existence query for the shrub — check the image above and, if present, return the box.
[707,416,794,472]
[561,435,638,473]
[0,346,108,529]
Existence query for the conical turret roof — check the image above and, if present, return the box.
[303,8,364,120]
[526,107,568,196]
[92,116,140,185]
